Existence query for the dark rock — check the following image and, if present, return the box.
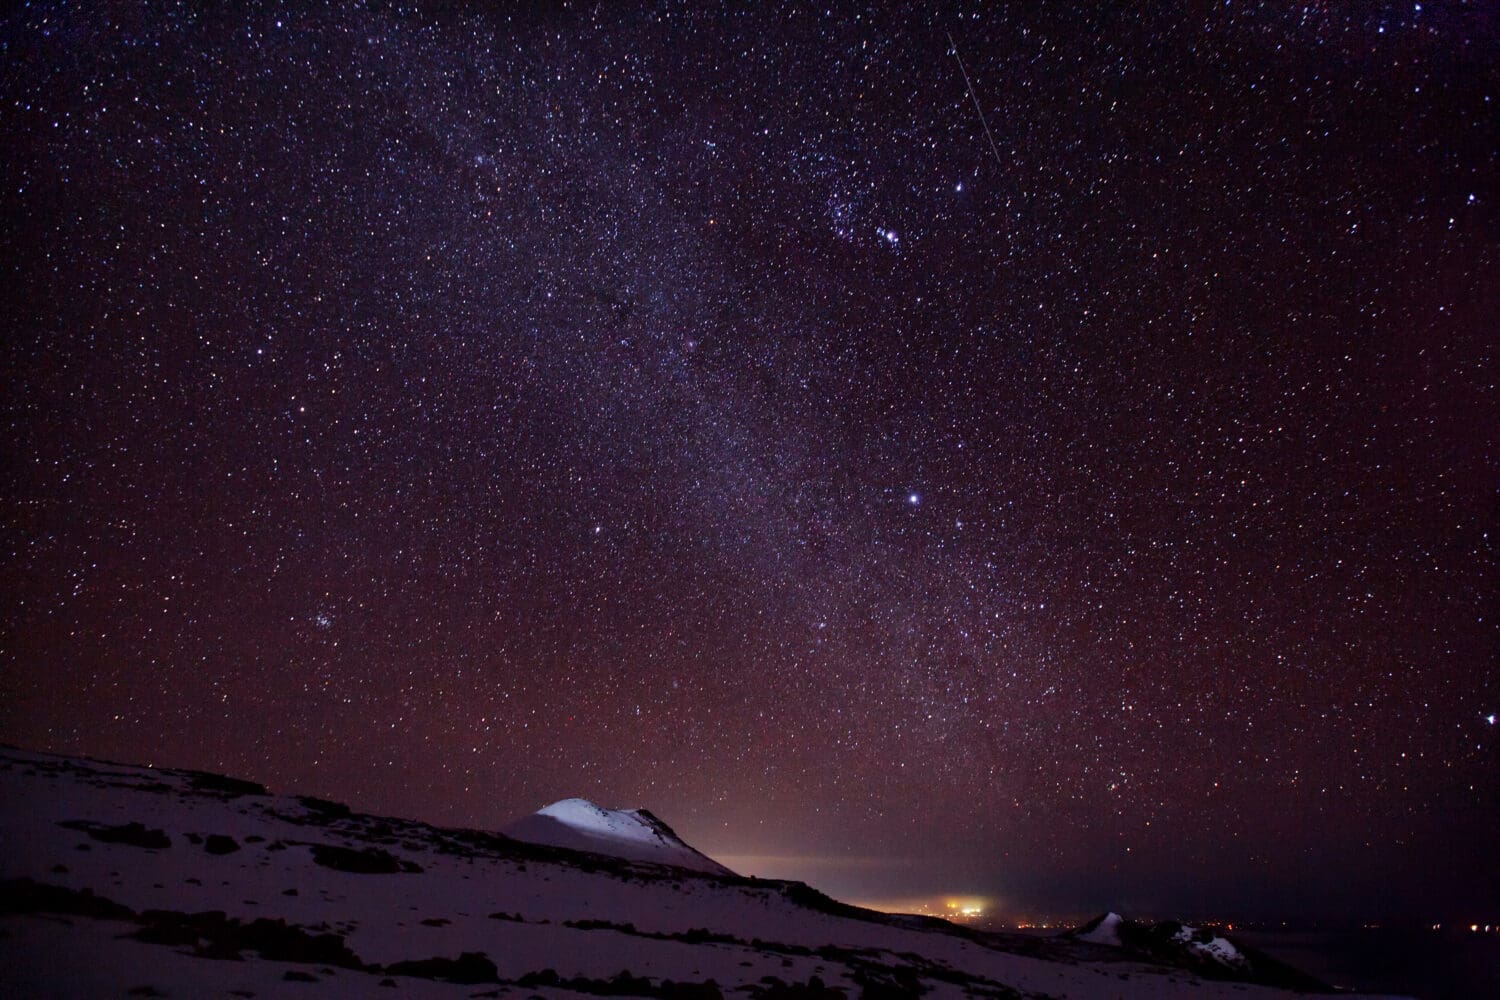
[188,771,268,797]
[524,969,724,999]
[384,951,500,984]
[849,964,923,1000]
[59,819,170,849]
[517,969,559,988]
[660,980,726,1000]
[131,910,363,968]
[749,976,845,1000]
[298,796,352,819]
[310,843,420,874]
[205,834,240,855]
[0,878,135,920]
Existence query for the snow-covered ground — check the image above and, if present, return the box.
[0,747,1409,998]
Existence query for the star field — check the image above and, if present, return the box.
[2,2,1495,923]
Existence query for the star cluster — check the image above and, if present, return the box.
[1,2,1494,922]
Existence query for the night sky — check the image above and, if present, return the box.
[2,2,1495,925]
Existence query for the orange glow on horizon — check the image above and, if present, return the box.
[849,895,992,922]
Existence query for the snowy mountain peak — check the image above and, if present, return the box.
[533,798,670,841]
[1074,911,1125,945]
[504,798,735,876]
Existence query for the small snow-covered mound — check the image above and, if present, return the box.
[1073,911,1124,946]
[502,798,735,876]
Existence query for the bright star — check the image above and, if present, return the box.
[907,492,920,506]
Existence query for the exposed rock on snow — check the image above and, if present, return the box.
[1067,911,1328,992]
[502,797,736,876]
[1171,921,1249,968]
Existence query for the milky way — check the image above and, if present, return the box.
[2,2,1494,923]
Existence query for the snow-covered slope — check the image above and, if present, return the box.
[503,798,735,876]
[0,746,1407,999]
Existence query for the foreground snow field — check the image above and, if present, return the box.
[0,746,1407,998]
